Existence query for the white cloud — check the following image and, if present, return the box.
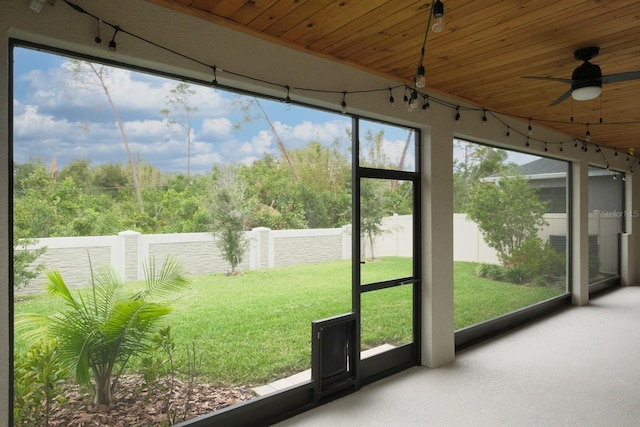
[190,152,224,168]
[200,117,232,139]
[272,119,349,147]
[12,50,360,174]
[241,130,274,156]
[14,105,74,138]
[123,119,169,138]
[18,60,228,120]
[380,137,415,170]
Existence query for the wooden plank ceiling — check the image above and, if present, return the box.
[146,0,640,153]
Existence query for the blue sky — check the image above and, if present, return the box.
[12,47,416,175]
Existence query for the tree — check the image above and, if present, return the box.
[289,140,351,228]
[58,159,92,187]
[360,129,392,168]
[360,179,387,260]
[13,165,90,237]
[13,235,47,291]
[240,155,307,230]
[66,60,144,213]
[453,141,511,212]
[161,83,198,178]
[232,96,299,180]
[210,166,248,274]
[466,174,548,265]
[19,256,190,405]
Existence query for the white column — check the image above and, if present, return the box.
[0,26,10,427]
[625,172,637,285]
[118,230,142,281]
[421,118,455,368]
[250,227,271,270]
[572,159,589,305]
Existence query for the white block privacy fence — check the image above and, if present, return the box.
[20,226,352,294]
[454,211,620,273]
[18,213,620,294]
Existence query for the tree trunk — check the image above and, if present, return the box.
[253,98,300,181]
[94,373,113,405]
[89,64,145,214]
[393,129,413,190]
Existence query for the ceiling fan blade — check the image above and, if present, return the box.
[549,88,573,106]
[601,71,640,84]
[522,76,573,84]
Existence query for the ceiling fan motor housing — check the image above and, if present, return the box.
[572,61,602,83]
[571,61,602,100]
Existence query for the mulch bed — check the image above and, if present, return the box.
[46,376,256,426]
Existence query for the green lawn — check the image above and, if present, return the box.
[453,261,565,329]
[14,258,565,386]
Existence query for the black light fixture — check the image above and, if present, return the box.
[431,0,445,33]
[416,64,426,88]
[108,26,119,51]
[94,18,102,44]
[284,85,291,103]
[422,95,430,113]
[408,89,419,111]
[570,48,602,101]
[341,91,347,114]
[414,0,445,88]
[212,66,218,86]
[585,123,591,142]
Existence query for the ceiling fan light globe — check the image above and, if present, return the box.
[571,86,602,101]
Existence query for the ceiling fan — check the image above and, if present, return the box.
[523,46,640,106]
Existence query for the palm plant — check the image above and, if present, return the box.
[19,256,190,405]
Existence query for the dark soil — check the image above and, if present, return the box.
[45,375,256,426]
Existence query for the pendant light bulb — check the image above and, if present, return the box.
[585,124,591,142]
[415,65,426,88]
[431,0,445,33]
[408,90,418,111]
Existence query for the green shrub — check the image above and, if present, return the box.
[476,238,565,286]
[506,238,565,280]
[18,256,190,406]
[14,338,68,426]
[14,236,47,291]
[532,276,549,287]
[504,265,528,284]
[475,263,506,281]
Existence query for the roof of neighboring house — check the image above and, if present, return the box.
[485,157,619,182]
[517,158,567,176]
